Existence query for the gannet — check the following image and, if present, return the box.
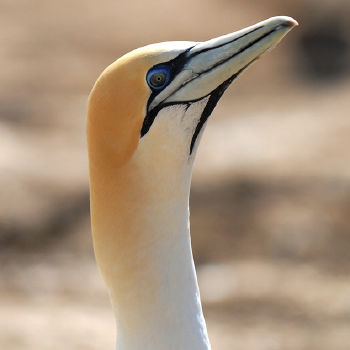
[87,16,297,350]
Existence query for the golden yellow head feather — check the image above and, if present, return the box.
[87,49,149,169]
[87,43,193,169]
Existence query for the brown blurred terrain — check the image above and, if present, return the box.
[1,0,350,349]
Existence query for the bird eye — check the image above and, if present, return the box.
[150,72,166,87]
[146,67,170,90]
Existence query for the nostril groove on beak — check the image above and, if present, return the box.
[196,28,279,77]
[188,26,264,59]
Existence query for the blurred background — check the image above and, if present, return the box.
[1,0,350,349]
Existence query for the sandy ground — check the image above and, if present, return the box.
[1,1,350,349]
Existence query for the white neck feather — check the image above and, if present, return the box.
[92,100,211,350]
[114,206,210,350]
[114,100,211,350]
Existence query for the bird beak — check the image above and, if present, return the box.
[149,16,298,111]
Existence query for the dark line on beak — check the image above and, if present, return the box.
[197,27,278,77]
[188,25,264,58]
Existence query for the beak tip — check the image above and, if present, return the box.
[279,16,299,28]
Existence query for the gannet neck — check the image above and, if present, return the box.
[89,101,211,350]
[111,205,209,350]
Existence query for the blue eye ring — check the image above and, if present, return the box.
[146,66,170,90]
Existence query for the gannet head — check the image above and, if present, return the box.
[87,16,297,173]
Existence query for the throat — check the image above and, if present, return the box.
[114,229,210,350]
[190,76,234,154]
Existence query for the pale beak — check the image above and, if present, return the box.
[149,16,298,110]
